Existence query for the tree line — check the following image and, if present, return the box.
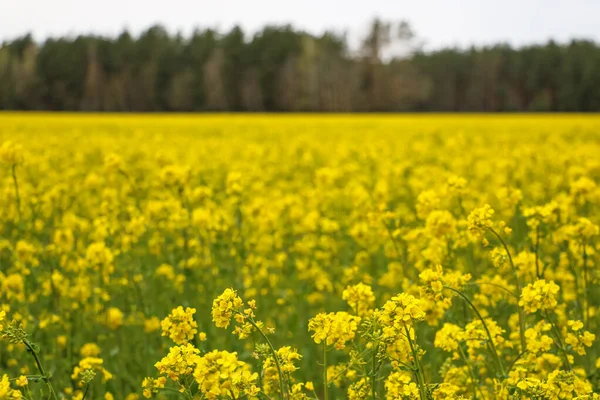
[1,20,599,112]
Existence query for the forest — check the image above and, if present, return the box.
[1,19,599,112]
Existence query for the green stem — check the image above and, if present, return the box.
[565,247,586,323]
[259,392,274,400]
[382,221,402,260]
[488,227,526,351]
[404,326,427,400]
[458,346,483,400]
[444,286,506,377]
[246,318,286,400]
[465,282,518,299]
[323,343,329,400]
[25,384,34,400]
[23,340,57,399]
[158,387,189,398]
[382,220,412,280]
[534,225,541,278]
[328,348,370,384]
[506,350,528,374]
[544,310,572,372]
[582,241,590,330]
[118,168,143,212]
[11,163,21,221]
[81,384,90,400]
[370,344,378,400]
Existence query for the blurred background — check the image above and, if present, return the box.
[1,0,599,112]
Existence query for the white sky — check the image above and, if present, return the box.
[1,0,598,50]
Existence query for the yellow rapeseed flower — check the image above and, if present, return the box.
[160,306,198,345]
[519,279,560,314]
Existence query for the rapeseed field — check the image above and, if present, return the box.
[1,114,599,399]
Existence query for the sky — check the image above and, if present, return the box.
[1,0,599,50]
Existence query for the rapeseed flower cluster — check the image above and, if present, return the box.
[519,279,560,313]
[193,350,259,399]
[211,288,244,329]
[154,343,201,381]
[0,374,22,399]
[378,293,425,338]
[342,283,376,317]
[308,312,361,350]
[161,306,198,344]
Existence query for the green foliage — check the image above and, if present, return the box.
[2,21,600,112]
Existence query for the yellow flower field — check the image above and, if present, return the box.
[1,114,599,399]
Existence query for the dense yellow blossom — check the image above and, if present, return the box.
[524,323,554,354]
[434,323,464,356]
[0,114,599,399]
[0,374,21,399]
[15,376,28,387]
[160,306,198,344]
[105,307,124,330]
[193,350,259,399]
[564,320,595,356]
[0,141,24,165]
[211,288,244,328]
[80,343,101,357]
[520,279,560,313]
[385,371,420,399]
[274,346,302,373]
[308,312,361,350]
[141,377,166,398]
[467,204,495,245]
[347,377,371,400]
[379,293,425,339]
[342,283,375,317]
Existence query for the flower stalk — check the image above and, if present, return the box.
[444,286,506,377]
[488,227,526,352]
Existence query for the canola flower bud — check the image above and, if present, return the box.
[72,357,113,384]
[79,368,97,386]
[0,321,28,344]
